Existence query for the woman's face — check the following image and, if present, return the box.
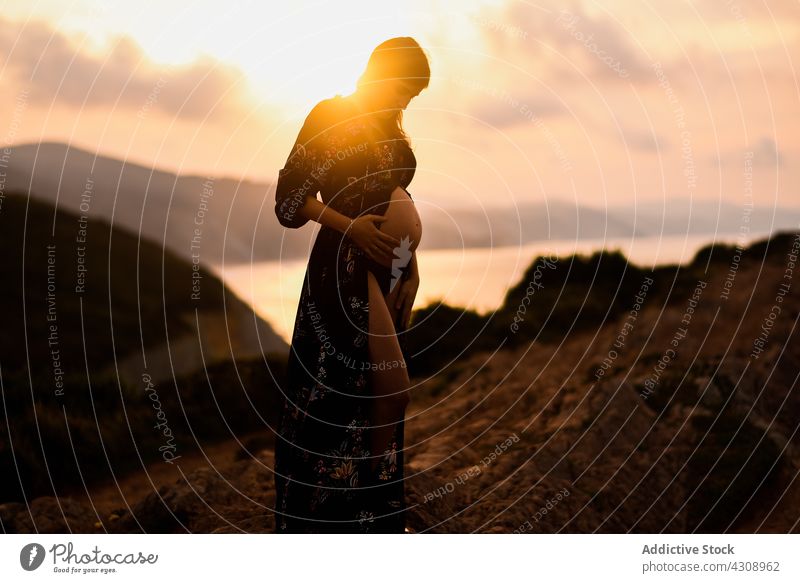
[374,80,420,115]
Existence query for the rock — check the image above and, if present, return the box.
[0,497,98,533]
[110,460,275,533]
[4,253,798,533]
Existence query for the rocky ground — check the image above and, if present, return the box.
[2,252,798,534]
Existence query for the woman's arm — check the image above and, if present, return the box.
[274,100,399,259]
[297,195,400,262]
[274,103,328,229]
[297,196,353,234]
[406,250,419,278]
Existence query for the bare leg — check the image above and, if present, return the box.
[366,270,410,474]
[384,276,403,328]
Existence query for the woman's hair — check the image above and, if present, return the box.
[356,36,430,142]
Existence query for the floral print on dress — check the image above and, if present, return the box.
[273,96,415,533]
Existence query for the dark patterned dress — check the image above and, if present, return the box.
[272,95,417,533]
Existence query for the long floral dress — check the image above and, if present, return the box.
[272,95,417,533]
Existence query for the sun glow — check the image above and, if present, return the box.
[3,0,432,109]
[0,0,519,113]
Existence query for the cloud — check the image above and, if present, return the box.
[452,2,656,130]
[751,136,783,166]
[473,92,564,127]
[621,127,666,152]
[473,2,653,84]
[448,72,565,127]
[0,16,250,119]
[712,136,784,169]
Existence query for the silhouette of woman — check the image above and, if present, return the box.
[273,37,430,533]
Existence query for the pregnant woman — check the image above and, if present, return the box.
[273,37,429,533]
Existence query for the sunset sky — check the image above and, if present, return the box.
[1,0,797,212]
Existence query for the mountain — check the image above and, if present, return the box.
[419,198,800,250]
[9,142,798,264]
[3,142,317,264]
[0,191,288,503]
[417,199,644,249]
[3,231,797,533]
[607,196,800,236]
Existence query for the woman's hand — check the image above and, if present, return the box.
[348,214,401,263]
[394,271,419,330]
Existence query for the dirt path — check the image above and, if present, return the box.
[68,430,268,519]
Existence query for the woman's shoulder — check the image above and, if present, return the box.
[305,95,353,131]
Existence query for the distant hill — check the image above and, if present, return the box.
[0,191,287,376]
[418,198,800,250]
[417,199,643,249]
[0,192,288,502]
[8,142,798,263]
[3,142,318,264]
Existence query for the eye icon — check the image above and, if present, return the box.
[20,543,46,571]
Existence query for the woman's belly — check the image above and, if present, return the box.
[374,185,422,268]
